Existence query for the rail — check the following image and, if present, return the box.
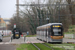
[33,37,54,50]
[42,43,54,50]
[27,37,40,50]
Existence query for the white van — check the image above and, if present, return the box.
[0,33,3,42]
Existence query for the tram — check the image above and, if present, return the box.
[12,28,22,39]
[36,23,63,43]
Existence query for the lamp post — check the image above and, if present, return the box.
[56,2,60,23]
[16,0,19,17]
[46,10,49,24]
[46,18,49,24]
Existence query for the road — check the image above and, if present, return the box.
[0,37,16,50]
[0,44,16,50]
[3,37,11,42]
[1,37,75,44]
[0,36,75,50]
[10,37,75,43]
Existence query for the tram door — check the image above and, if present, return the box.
[46,29,47,41]
[46,29,48,42]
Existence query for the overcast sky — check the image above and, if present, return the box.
[0,0,53,19]
[0,0,36,19]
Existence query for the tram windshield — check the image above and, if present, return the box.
[51,25,63,36]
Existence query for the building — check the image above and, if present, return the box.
[3,18,10,25]
[0,18,10,30]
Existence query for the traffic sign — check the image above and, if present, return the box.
[14,24,16,28]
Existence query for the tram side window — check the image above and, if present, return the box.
[39,30,40,36]
[37,30,38,35]
[44,29,46,36]
[48,28,51,35]
[46,29,47,36]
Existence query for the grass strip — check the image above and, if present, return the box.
[45,43,64,50]
[26,35,36,37]
[16,43,38,50]
[52,43,75,50]
[34,43,52,50]
[64,32,73,34]
[54,43,75,46]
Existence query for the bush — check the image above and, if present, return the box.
[65,25,75,34]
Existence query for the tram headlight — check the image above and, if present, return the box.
[51,36,52,38]
[62,36,63,38]
[53,26,54,27]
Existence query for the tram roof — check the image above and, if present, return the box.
[37,23,62,28]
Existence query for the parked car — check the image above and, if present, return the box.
[0,33,3,42]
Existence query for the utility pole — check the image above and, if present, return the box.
[16,0,19,18]
[46,11,49,24]
[56,2,60,23]
[16,0,19,28]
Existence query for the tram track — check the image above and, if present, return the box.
[36,38,65,50]
[27,37,53,50]
[34,37,54,50]
[37,37,71,50]
[31,43,40,50]
[27,37,66,50]
[42,43,54,50]
[26,37,75,50]
[27,37,40,50]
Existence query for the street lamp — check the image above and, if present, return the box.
[46,10,49,24]
[56,2,60,23]
[46,17,49,24]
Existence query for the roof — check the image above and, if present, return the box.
[37,23,62,28]
[3,18,10,22]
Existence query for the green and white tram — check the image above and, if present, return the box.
[36,23,63,43]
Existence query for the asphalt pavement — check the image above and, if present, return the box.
[0,44,16,50]
[3,37,11,42]
[0,37,16,50]
[0,36,75,50]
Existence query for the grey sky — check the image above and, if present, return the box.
[0,0,31,19]
[0,0,40,19]
[0,0,16,18]
[0,0,49,19]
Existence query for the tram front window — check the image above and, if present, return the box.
[52,27,62,36]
